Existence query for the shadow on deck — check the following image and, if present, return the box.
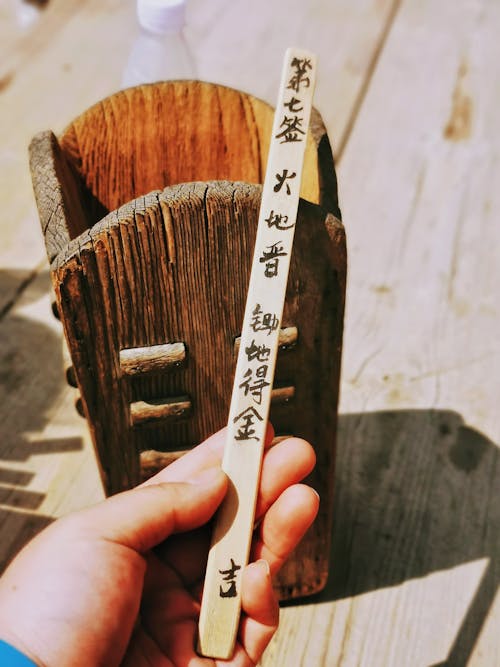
[310,408,499,667]
[0,269,83,571]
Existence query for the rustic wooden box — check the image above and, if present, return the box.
[29,81,346,599]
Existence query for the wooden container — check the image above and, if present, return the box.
[29,81,346,599]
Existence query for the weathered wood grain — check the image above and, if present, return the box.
[29,80,344,580]
[28,131,90,261]
[47,180,345,600]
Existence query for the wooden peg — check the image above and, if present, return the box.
[233,325,298,354]
[130,396,192,426]
[120,342,186,376]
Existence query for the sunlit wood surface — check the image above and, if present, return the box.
[1,1,499,665]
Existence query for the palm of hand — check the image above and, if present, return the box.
[0,429,318,667]
[123,521,276,666]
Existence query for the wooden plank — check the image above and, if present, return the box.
[0,271,103,572]
[189,0,401,154]
[0,0,398,312]
[0,0,137,314]
[261,0,500,665]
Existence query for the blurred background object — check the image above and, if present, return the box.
[122,0,195,87]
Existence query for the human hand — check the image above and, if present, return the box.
[0,427,318,666]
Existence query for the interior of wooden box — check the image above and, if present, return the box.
[57,80,322,239]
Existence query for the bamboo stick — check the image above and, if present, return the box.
[197,47,317,659]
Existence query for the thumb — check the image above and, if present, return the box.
[70,467,227,553]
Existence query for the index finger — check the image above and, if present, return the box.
[141,424,275,486]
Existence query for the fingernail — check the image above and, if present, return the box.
[256,558,271,577]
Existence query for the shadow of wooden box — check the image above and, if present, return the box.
[29,81,346,600]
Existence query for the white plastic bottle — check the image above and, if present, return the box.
[122,0,195,88]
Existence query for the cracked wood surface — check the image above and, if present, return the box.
[1,0,500,665]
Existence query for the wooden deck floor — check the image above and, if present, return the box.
[1,1,499,665]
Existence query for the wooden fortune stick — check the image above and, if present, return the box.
[197,47,317,659]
